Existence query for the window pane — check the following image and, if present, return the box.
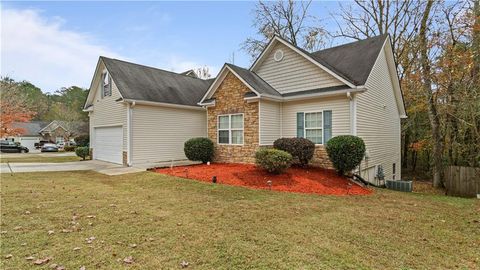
[219,130,229,143]
[231,114,243,129]
[306,129,322,144]
[219,116,229,129]
[231,130,243,144]
[305,112,322,128]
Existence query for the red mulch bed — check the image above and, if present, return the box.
[155,163,372,196]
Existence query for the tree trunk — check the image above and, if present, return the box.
[473,0,480,81]
[419,0,443,187]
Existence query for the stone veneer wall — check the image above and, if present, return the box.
[207,72,259,163]
[122,151,128,166]
[312,146,334,169]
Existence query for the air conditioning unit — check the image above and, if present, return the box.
[386,180,412,192]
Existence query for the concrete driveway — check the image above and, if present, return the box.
[0,160,145,175]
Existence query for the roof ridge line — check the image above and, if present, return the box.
[100,56,211,81]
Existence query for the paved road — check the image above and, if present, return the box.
[0,160,145,175]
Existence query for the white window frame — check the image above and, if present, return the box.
[217,113,244,145]
[304,111,324,145]
[101,71,111,98]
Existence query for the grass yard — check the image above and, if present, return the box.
[1,171,479,269]
[0,155,82,163]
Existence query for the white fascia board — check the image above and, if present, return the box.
[121,99,205,111]
[278,88,365,102]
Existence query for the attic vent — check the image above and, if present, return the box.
[274,49,284,62]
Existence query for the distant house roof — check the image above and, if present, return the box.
[10,121,49,136]
[179,69,198,78]
[101,57,214,107]
[226,64,281,97]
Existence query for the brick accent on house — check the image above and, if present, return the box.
[207,72,259,163]
[122,151,128,166]
[312,146,334,169]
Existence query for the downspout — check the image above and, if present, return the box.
[127,101,135,166]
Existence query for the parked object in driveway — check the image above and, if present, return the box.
[41,143,59,152]
[35,140,54,149]
[0,140,29,153]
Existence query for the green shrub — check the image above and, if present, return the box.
[255,148,292,174]
[75,135,89,147]
[325,135,365,175]
[64,146,76,152]
[75,146,89,160]
[273,138,315,166]
[184,137,214,163]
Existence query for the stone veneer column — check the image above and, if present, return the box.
[207,72,259,163]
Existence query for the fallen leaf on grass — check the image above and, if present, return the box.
[79,266,86,270]
[181,260,189,268]
[86,215,96,218]
[86,236,96,244]
[129,244,137,248]
[61,229,72,233]
[4,254,13,259]
[48,230,55,235]
[0,231,7,234]
[21,243,27,246]
[25,210,31,214]
[13,226,22,231]
[55,265,65,270]
[109,204,116,208]
[123,256,134,264]
[33,257,52,265]
[73,247,81,251]
[26,256,35,260]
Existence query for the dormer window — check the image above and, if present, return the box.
[101,71,112,98]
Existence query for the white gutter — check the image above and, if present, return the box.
[120,99,205,111]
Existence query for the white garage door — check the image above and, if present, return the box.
[19,138,39,151]
[94,126,123,164]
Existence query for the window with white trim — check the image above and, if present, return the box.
[305,112,323,144]
[101,71,112,98]
[218,114,244,145]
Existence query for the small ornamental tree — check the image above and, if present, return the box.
[75,146,89,161]
[75,135,90,147]
[325,135,366,175]
[273,138,315,166]
[184,137,214,163]
[255,148,292,174]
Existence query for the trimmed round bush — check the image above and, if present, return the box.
[75,146,89,160]
[273,138,315,166]
[255,148,292,174]
[325,135,365,175]
[184,137,214,163]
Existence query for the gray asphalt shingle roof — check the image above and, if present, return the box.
[309,34,388,85]
[11,121,49,136]
[226,64,281,97]
[101,57,214,106]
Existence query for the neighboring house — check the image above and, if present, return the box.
[84,34,405,182]
[3,120,88,150]
[2,121,48,150]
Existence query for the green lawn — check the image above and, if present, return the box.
[1,171,478,269]
[0,155,83,163]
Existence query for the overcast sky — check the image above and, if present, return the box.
[1,1,340,93]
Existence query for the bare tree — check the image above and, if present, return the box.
[194,66,211,80]
[242,0,326,60]
[331,0,423,80]
[418,0,444,187]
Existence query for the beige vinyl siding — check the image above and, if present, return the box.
[281,96,351,140]
[259,100,281,145]
[131,104,207,164]
[255,43,344,94]
[357,47,401,180]
[89,61,127,151]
